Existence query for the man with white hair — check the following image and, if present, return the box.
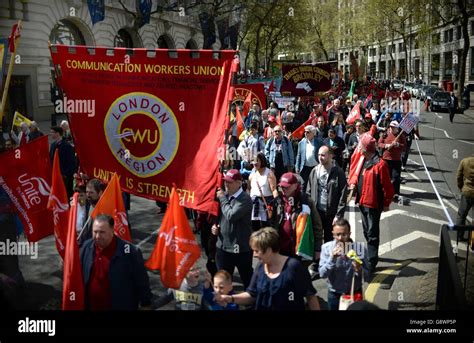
[60,120,73,144]
[28,121,44,141]
[295,125,323,190]
[265,125,294,181]
[10,122,29,146]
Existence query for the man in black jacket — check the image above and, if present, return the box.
[306,146,348,243]
[449,92,459,123]
[80,214,152,310]
[49,126,76,198]
[212,169,253,288]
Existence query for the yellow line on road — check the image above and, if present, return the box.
[365,259,412,303]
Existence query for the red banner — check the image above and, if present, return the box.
[50,45,237,214]
[0,136,54,242]
[280,64,332,96]
[233,83,267,109]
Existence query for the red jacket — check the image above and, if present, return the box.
[378,131,406,161]
[357,154,394,209]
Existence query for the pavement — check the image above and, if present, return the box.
[11,103,474,311]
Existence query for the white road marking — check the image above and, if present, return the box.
[379,230,467,255]
[409,199,443,210]
[420,124,474,145]
[443,198,473,222]
[348,199,357,242]
[433,112,443,119]
[381,209,447,225]
[401,185,427,193]
[408,158,422,166]
[403,171,421,182]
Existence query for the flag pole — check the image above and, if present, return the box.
[0,20,22,126]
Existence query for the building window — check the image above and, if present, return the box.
[470,47,474,78]
[399,59,406,79]
[432,54,440,78]
[449,28,454,42]
[9,0,15,19]
[380,47,386,55]
[471,21,474,36]
[340,53,343,61]
[370,48,376,57]
[445,51,453,78]
[114,29,134,48]
[49,20,86,46]
[457,26,462,40]
[399,42,404,52]
[432,33,441,45]
[355,51,359,59]
[369,62,376,76]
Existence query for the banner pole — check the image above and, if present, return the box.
[0,20,22,126]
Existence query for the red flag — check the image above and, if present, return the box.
[242,91,253,118]
[90,173,132,242]
[62,192,85,310]
[235,105,245,137]
[268,80,274,92]
[289,116,313,140]
[346,101,361,125]
[8,23,21,53]
[0,136,54,242]
[145,186,201,289]
[47,150,70,259]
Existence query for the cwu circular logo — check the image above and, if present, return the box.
[104,92,180,177]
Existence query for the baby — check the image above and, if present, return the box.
[203,270,238,311]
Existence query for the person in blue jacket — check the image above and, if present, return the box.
[319,218,369,310]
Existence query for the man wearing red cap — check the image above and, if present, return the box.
[272,172,323,266]
[212,169,254,288]
[356,134,394,273]
[378,121,406,200]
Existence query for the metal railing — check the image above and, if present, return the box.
[436,224,473,310]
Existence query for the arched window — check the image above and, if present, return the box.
[114,29,134,48]
[157,35,175,49]
[185,39,198,50]
[49,20,86,45]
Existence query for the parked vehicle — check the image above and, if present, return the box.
[404,82,414,93]
[419,86,430,101]
[430,91,450,112]
[411,84,423,98]
[425,86,441,102]
[391,79,403,90]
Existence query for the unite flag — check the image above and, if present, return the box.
[145,186,201,289]
[90,173,132,242]
[0,136,54,242]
